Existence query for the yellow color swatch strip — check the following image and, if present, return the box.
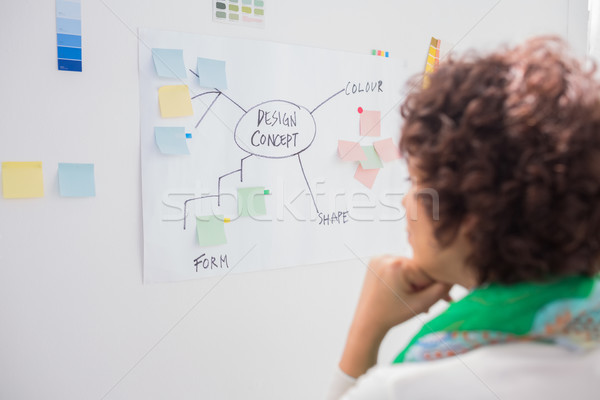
[423,36,441,89]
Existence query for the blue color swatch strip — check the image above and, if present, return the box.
[56,0,82,72]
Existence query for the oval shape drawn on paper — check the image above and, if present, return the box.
[234,100,316,159]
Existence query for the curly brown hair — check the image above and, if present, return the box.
[400,36,600,285]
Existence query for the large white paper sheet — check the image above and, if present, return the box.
[139,28,411,283]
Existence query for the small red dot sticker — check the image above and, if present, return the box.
[357,107,363,114]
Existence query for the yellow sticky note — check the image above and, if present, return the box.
[427,54,435,66]
[2,162,44,198]
[428,47,437,57]
[158,85,193,118]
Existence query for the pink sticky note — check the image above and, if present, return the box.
[354,164,379,188]
[338,140,367,161]
[373,138,401,162]
[359,110,381,137]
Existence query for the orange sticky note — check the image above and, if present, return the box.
[373,138,401,162]
[158,85,193,118]
[359,110,381,137]
[354,164,379,189]
[338,140,367,161]
[2,162,44,198]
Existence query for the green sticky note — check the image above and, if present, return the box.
[238,186,267,217]
[196,215,227,247]
[360,146,383,169]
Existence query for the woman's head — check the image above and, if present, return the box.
[400,36,600,286]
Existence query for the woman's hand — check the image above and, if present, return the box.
[339,256,452,378]
[353,256,452,335]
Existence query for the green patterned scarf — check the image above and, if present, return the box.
[394,274,600,363]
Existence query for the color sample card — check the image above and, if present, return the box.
[338,140,367,161]
[2,162,44,198]
[154,127,190,154]
[425,37,441,73]
[56,0,82,72]
[196,215,227,246]
[197,58,228,90]
[237,186,267,217]
[213,0,265,28]
[373,138,400,162]
[372,49,390,58]
[359,146,383,170]
[359,110,381,137]
[158,85,194,118]
[152,48,187,79]
[423,36,441,88]
[58,163,95,197]
[354,164,379,189]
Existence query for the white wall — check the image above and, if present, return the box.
[0,1,588,399]
[589,0,600,59]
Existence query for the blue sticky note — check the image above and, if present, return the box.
[154,127,190,155]
[197,57,227,90]
[152,48,187,79]
[57,33,81,47]
[56,0,81,19]
[57,46,82,60]
[186,133,192,138]
[58,163,95,197]
[56,17,81,35]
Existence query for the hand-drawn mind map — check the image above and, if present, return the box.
[139,29,408,283]
[182,82,386,229]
